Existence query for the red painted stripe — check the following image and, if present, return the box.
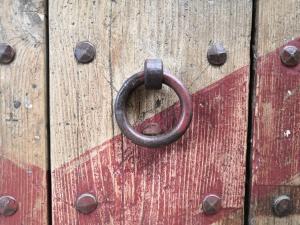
[0,158,46,225]
[252,38,300,195]
[53,66,249,224]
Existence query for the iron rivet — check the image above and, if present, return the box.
[74,41,96,64]
[142,122,162,136]
[272,195,292,217]
[0,196,18,216]
[75,193,98,214]
[0,43,16,64]
[207,43,227,66]
[202,194,222,215]
[280,45,300,67]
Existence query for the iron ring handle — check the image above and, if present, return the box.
[114,71,193,148]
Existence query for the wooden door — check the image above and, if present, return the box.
[49,1,252,224]
[1,0,300,225]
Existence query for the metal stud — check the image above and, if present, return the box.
[0,43,15,64]
[74,41,96,64]
[0,195,18,216]
[272,195,292,217]
[202,194,222,215]
[207,43,227,66]
[280,45,300,67]
[75,193,98,214]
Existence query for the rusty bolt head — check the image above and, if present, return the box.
[280,45,300,67]
[0,196,18,216]
[75,193,98,214]
[272,195,292,217]
[142,122,162,136]
[207,43,227,66]
[74,41,96,64]
[202,194,222,215]
[0,43,15,64]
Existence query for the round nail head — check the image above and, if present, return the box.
[76,193,98,214]
[280,45,300,67]
[273,195,292,217]
[0,43,15,64]
[0,196,18,216]
[74,41,96,64]
[207,43,227,66]
[202,194,222,215]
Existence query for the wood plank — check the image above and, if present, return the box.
[111,1,251,224]
[49,0,124,224]
[50,0,252,224]
[250,0,300,224]
[121,68,249,225]
[0,0,48,224]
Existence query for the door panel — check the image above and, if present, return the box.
[111,1,251,224]
[0,0,48,225]
[50,0,252,224]
[49,0,121,224]
[250,0,300,224]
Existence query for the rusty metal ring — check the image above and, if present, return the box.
[115,71,192,148]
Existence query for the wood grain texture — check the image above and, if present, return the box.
[49,0,121,223]
[111,0,252,125]
[112,1,251,224]
[50,0,252,224]
[255,0,300,56]
[49,0,114,170]
[250,38,300,225]
[250,0,300,223]
[252,185,300,225]
[121,67,249,225]
[52,67,249,225]
[0,0,48,224]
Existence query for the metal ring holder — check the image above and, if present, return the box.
[114,59,193,148]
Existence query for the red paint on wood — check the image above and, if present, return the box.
[52,137,124,224]
[122,67,249,225]
[252,38,300,196]
[0,158,46,225]
[250,38,300,221]
[53,66,249,224]
[0,39,299,224]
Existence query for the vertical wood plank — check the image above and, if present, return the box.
[49,0,124,224]
[0,0,48,224]
[111,1,252,224]
[50,0,252,224]
[251,0,300,224]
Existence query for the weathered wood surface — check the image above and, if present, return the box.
[250,0,300,224]
[50,0,252,224]
[0,0,48,225]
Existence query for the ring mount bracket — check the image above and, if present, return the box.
[144,59,163,90]
[115,59,193,148]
